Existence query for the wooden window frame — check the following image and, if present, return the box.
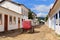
[0,14,2,25]
[9,16,12,25]
[56,13,58,19]
[13,17,16,24]
[59,11,60,18]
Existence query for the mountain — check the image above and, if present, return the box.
[37,17,45,20]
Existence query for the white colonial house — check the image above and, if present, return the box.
[47,0,60,35]
[32,13,39,26]
[0,0,29,32]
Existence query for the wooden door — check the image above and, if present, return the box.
[4,15,8,31]
[18,18,20,29]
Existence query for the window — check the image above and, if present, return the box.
[0,14,2,25]
[9,16,12,24]
[18,18,20,23]
[59,11,60,18]
[56,14,58,19]
[59,11,60,25]
[13,17,16,24]
[22,9,23,13]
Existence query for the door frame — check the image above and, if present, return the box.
[4,15,8,31]
[18,18,20,29]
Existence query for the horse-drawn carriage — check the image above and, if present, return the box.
[21,20,34,33]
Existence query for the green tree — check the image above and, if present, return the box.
[45,15,48,21]
[28,9,33,19]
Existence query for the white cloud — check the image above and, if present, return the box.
[31,3,54,17]
[32,3,54,13]
[49,4,54,9]
[37,12,48,17]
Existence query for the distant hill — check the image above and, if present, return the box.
[37,17,45,23]
[37,17,45,20]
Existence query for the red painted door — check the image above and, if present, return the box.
[4,15,8,31]
[18,18,20,29]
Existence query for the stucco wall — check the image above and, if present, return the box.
[45,20,49,26]
[0,7,22,31]
[0,0,29,32]
[0,1,22,14]
[0,14,4,32]
[48,8,60,35]
[0,1,29,20]
[21,5,29,19]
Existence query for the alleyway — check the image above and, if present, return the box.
[0,25,59,40]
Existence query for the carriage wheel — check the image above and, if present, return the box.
[29,27,34,33]
[20,28,24,33]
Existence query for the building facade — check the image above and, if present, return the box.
[32,13,39,26]
[0,0,29,32]
[47,0,60,35]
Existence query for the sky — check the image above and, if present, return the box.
[12,0,55,17]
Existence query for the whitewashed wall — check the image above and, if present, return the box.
[21,5,29,20]
[22,15,28,20]
[48,8,60,35]
[55,9,60,35]
[51,17,55,30]
[0,14,4,32]
[0,1,22,14]
[45,20,49,26]
[0,1,29,32]
[46,16,56,30]
[0,1,29,20]
[48,18,51,28]
[0,7,22,31]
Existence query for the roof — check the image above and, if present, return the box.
[8,0,29,10]
[0,5,21,15]
[0,6,22,15]
[0,0,29,11]
[48,0,59,17]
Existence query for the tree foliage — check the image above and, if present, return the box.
[37,17,45,23]
[45,15,48,21]
[28,9,33,19]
